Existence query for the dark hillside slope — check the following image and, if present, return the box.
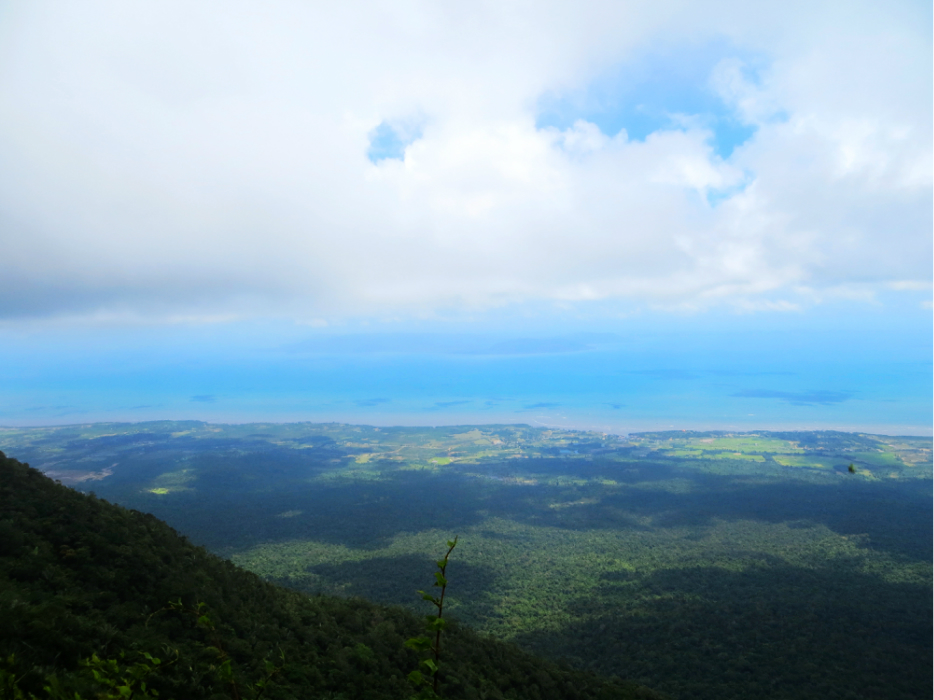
[0,451,662,700]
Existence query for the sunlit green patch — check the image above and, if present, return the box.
[773,455,839,469]
[503,476,538,485]
[849,451,902,467]
[687,437,802,453]
[538,476,589,486]
[878,440,932,470]
[398,463,438,471]
[312,464,388,482]
[456,450,505,463]
[548,498,599,509]
[661,449,704,457]
[629,478,699,494]
[145,468,195,494]
[705,452,765,462]
[431,457,452,465]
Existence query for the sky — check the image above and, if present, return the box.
[0,0,931,435]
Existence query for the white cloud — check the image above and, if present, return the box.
[0,0,929,324]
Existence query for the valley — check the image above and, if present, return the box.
[2,421,930,700]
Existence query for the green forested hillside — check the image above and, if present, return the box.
[0,451,662,700]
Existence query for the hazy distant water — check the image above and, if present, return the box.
[2,307,930,435]
[203,345,931,435]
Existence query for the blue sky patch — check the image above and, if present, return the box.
[707,120,757,159]
[367,121,422,163]
[707,172,753,206]
[537,41,764,159]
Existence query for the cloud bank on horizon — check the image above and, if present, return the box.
[0,0,930,325]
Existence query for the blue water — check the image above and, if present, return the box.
[1,302,930,435]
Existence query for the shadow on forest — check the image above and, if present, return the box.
[56,434,930,564]
[602,476,932,561]
[140,471,493,552]
[469,457,683,484]
[514,557,932,700]
[123,459,933,565]
[490,467,932,562]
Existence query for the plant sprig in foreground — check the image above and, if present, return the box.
[405,536,458,699]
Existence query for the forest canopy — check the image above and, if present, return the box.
[1,422,931,700]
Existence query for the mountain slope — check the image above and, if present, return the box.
[0,451,663,700]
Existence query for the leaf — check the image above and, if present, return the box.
[404,636,431,651]
[407,670,424,686]
[428,617,448,632]
[420,658,439,673]
[433,572,447,587]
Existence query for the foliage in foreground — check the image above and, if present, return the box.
[0,451,663,700]
[406,537,458,698]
